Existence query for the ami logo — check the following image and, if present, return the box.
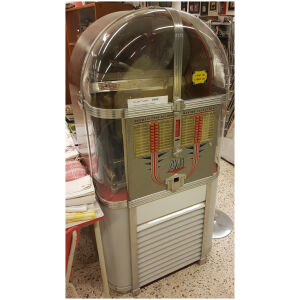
[168,157,184,173]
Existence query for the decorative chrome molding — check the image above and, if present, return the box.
[90,77,173,93]
[83,96,225,120]
[96,191,128,209]
[128,172,218,208]
[83,100,125,119]
[184,95,225,110]
[124,103,173,119]
[166,8,183,100]
[129,206,139,293]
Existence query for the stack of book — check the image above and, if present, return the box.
[65,174,103,228]
[65,122,103,228]
[65,201,103,229]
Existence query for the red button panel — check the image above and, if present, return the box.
[150,123,159,152]
[194,115,203,143]
[175,120,181,137]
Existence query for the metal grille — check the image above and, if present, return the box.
[137,204,205,287]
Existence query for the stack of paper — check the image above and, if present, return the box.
[66,175,96,207]
[66,175,102,228]
[65,122,103,228]
[66,201,103,228]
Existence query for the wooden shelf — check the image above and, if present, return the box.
[66,3,95,13]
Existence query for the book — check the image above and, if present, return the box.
[66,210,96,223]
[66,175,94,199]
[66,202,104,228]
[65,193,96,207]
[66,204,87,212]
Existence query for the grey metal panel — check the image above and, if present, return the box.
[201,177,218,260]
[99,204,132,292]
[139,254,200,287]
[136,186,206,225]
[125,105,221,201]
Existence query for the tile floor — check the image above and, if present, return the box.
[66,159,234,298]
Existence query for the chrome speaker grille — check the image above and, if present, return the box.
[136,203,205,287]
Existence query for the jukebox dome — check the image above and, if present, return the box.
[70,7,229,110]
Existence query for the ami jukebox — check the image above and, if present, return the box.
[69,7,229,295]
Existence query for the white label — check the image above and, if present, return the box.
[128,95,168,108]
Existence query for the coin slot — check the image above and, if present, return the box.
[174,177,179,183]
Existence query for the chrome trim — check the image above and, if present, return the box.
[129,206,139,293]
[200,181,212,261]
[82,103,94,179]
[90,77,173,93]
[96,191,128,209]
[83,96,224,120]
[166,8,183,100]
[83,100,125,119]
[184,95,225,109]
[128,172,218,208]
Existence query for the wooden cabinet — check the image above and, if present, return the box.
[66,2,134,104]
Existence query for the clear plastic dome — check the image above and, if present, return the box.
[80,8,229,109]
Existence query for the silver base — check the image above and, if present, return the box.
[213,209,233,239]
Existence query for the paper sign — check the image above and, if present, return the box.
[192,70,208,85]
[128,95,168,108]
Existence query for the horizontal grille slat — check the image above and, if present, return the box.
[139,254,200,287]
[137,204,205,287]
[138,245,201,276]
[138,214,204,245]
[138,228,203,258]
[138,221,203,249]
[137,208,204,237]
[138,238,202,265]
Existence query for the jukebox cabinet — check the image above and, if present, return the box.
[69,7,229,294]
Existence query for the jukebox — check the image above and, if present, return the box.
[69,7,229,294]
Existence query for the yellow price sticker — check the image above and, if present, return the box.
[192,70,208,85]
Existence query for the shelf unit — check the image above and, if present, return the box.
[209,21,235,136]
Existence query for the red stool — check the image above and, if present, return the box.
[66,226,80,297]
